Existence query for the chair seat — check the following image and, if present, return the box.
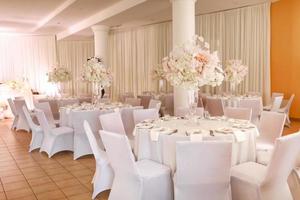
[263,105,272,111]
[256,141,274,151]
[136,159,171,178]
[231,162,267,185]
[52,126,73,136]
[256,149,273,165]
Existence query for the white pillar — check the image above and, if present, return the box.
[91,25,110,63]
[171,0,197,115]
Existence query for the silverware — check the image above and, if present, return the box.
[209,130,215,137]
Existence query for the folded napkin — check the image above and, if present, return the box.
[150,127,177,141]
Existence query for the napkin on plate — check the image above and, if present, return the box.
[150,127,177,141]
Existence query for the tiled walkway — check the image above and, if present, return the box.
[0,119,109,200]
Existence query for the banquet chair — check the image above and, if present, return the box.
[133,108,159,124]
[100,131,173,200]
[199,92,210,108]
[120,106,143,140]
[35,109,74,158]
[176,107,204,117]
[263,95,283,111]
[231,133,300,200]
[256,111,286,165]
[239,98,263,125]
[224,107,252,121]
[205,97,224,116]
[148,99,162,111]
[57,99,79,108]
[83,121,114,199]
[35,102,59,128]
[7,98,19,129]
[13,99,30,132]
[72,109,113,159]
[99,112,126,135]
[161,94,174,116]
[174,141,232,200]
[124,98,141,107]
[275,94,295,127]
[22,106,43,152]
[139,95,152,109]
[120,92,134,103]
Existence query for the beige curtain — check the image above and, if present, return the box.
[108,2,271,102]
[57,40,94,96]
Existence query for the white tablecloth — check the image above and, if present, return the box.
[207,95,262,107]
[134,118,259,173]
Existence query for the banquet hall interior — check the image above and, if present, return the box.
[1,0,300,199]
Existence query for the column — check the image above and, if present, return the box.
[171,0,197,115]
[91,25,110,63]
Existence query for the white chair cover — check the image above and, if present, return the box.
[174,141,232,200]
[205,97,224,116]
[100,131,173,200]
[120,106,143,140]
[277,94,295,126]
[23,106,43,152]
[71,109,113,159]
[239,98,263,124]
[124,98,141,107]
[7,98,19,129]
[35,109,74,158]
[35,102,58,128]
[224,107,252,121]
[13,99,30,132]
[99,112,126,135]
[83,121,113,199]
[270,96,283,111]
[57,99,79,108]
[148,99,162,111]
[139,95,152,109]
[120,92,134,103]
[231,133,300,200]
[133,108,159,124]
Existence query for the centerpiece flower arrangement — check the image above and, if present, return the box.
[152,64,166,92]
[224,60,248,93]
[160,35,224,89]
[81,56,112,104]
[47,67,71,83]
[5,80,31,93]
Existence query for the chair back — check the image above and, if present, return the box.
[148,99,162,110]
[133,108,159,124]
[100,131,138,176]
[7,98,17,116]
[120,92,134,102]
[258,111,286,146]
[35,109,52,136]
[22,106,39,131]
[99,112,126,135]
[271,96,283,111]
[13,99,28,121]
[124,98,141,107]
[83,121,107,161]
[272,92,284,98]
[121,106,143,139]
[263,132,300,186]
[35,102,56,127]
[239,98,263,122]
[224,107,252,121]
[175,141,232,197]
[164,94,174,116]
[205,97,224,116]
[283,94,295,113]
[139,95,152,109]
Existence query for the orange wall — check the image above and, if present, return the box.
[271,0,300,118]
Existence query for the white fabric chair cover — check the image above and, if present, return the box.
[133,108,159,124]
[22,106,43,152]
[205,97,224,116]
[264,96,283,111]
[272,92,284,98]
[257,111,286,151]
[174,141,232,200]
[7,98,19,129]
[120,92,134,103]
[276,94,295,126]
[224,107,252,121]
[231,133,300,200]
[83,121,113,199]
[124,98,141,107]
[100,131,173,200]
[35,109,74,158]
[35,102,58,128]
[120,106,143,140]
[239,98,263,124]
[72,109,113,159]
[38,99,59,119]
[57,99,79,108]
[176,107,204,117]
[13,99,30,132]
[148,99,162,111]
[99,112,126,135]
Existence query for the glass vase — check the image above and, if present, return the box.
[92,82,102,105]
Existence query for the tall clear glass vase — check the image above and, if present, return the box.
[92,82,102,105]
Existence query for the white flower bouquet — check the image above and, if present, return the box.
[5,80,31,93]
[161,35,224,89]
[152,64,165,80]
[81,57,112,88]
[224,60,248,85]
[47,67,71,83]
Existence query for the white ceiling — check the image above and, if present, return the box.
[0,0,272,39]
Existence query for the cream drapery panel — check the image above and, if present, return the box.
[108,2,271,102]
[0,35,57,93]
[57,40,94,96]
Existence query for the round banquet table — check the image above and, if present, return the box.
[134,117,259,173]
[207,95,262,108]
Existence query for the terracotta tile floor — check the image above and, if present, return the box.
[0,118,299,200]
[0,119,109,200]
